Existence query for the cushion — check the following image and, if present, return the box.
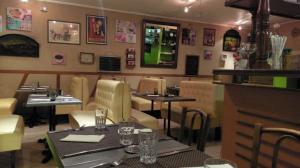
[129,109,159,130]
[0,98,17,115]
[69,111,114,129]
[0,115,24,152]
[131,96,161,111]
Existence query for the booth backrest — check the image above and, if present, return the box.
[137,78,166,95]
[69,76,89,109]
[179,81,224,119]
[94,80,131,123]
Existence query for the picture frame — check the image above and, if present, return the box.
[182,28,196,46]
[203,28,216,46]
[52,52,66,65]
[79,52,95,64]
[7,7,32,31]
[48,20,80,45]
[86,15,107,45]
[223,29,241,52]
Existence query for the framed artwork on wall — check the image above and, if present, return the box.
[52,52,66,65]
[185,55,199,76]
[115,20,137,43]
[86,15,107,45]
[7,7,32,31]
[0,15,2,32]
[203,28,216,46]
[182,28,196,46]
[48,20,80,45]
[80,52,95,64]
[223,29,241,52]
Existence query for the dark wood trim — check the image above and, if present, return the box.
[213,69,300,77]
[56,74,61,90]
[0,69,212,78]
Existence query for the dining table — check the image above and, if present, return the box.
[46,124,211,168]
[132,93,196,137]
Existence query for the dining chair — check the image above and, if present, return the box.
[251,123,300,168]
[180,108,211,152]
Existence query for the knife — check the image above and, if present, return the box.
[157,148,193,158]
[62,145,124,158]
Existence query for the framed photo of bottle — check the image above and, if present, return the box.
[86,15,107,45]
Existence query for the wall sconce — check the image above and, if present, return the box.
[40,6,48,12]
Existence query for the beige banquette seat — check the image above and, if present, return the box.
[161,80,224,130]
[131,78,166,111]
[69,79,159,129]
[56,76,89,115]
[0,98,24,167]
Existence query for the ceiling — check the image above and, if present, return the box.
[39,0,297,28]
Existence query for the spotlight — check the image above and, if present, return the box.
[20,0,28,2]
[40,6,48,12]
[238,26,242,30]
[184,6,190,13]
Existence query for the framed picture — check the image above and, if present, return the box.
[80,52,95,64]
[86,15,107,45]
[182,28,196,46]
[48,20,80,45]
[52,52,66,65]
[115,20,137,43]
[204,50,213,60]
[0,15,3,32]
[7,7,32,31]
[203,28,216,46]
[223,29,241,52]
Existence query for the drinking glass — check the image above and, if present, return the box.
[118,122,135,146]
[204,158,237,168]
[139,129,158,164]
[95,107,108,130]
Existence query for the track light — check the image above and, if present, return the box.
[184,6,191,13]
[238,26,242,30]
[20,0,28,2]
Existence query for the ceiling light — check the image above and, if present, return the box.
[184,6,189,13]
[238,26,242,30]
[21,0,28,2]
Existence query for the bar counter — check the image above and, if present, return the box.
[213,69,300,168]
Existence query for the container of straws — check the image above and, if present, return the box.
[270,35,287,70]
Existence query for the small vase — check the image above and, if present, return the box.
[272,54,282,70]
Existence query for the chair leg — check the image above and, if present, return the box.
[10,151,16,168]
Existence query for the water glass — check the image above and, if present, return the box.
[204,158,237,168]
[95,107,108,130]
[118,122,134,146]
[139,129,158,164]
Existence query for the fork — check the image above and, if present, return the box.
[89,156,126,168]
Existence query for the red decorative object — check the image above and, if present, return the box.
[126,48,135,68]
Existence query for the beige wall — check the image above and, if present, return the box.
[0,0,246,98]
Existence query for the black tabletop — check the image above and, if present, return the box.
[133,93,195,102]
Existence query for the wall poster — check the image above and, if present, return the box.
[7,7,32,31]
[48,20,80,45]
[86,15,107,45]
[182,28,196,46]
[0,16,2,33]
[115,20,137,43]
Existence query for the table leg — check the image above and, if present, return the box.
[167,102,171,136]
[49,106,56,131]
[151,100,154,113]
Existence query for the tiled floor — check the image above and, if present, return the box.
[0,120,221,168]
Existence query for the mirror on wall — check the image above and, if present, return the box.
[141,20,180,68]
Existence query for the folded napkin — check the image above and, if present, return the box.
[147,94,159,97]
[60,134,105,143]
[30,98,51,102]
[30,94,47,97]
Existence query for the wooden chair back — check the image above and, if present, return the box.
[251,123,300,168]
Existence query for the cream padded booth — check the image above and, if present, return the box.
[161,80,224,130]
[0,115,24,167]
[0,98,17,115]
[56,76,89,115]
[131,78,166,111]
[69,79,159,129]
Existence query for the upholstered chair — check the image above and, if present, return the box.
[0,115,24,168]
[131,77,167,111]
[56,76,89,115]
[0,98,17,115]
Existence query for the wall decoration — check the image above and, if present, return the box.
[0,16,2,32]
[115,20,137,43]
[204,49,213,60]
[0,34,39,57]
[223,29,241,52]
[126,48,136,68]
[48,20,80,45]
[86,15,107,45]
[80,52,94,64]
[203,28,216,46]
[185,55,199,76]
[7,7,32,31]
[141,20,180,69]
[52,52,66,65]
[182,28,196,46]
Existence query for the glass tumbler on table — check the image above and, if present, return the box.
[95,107,108,130]
[118,122,135,146]
[139,129,158,164]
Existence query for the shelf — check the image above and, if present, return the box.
[225,0,300,19]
